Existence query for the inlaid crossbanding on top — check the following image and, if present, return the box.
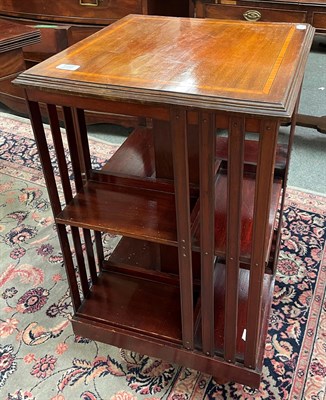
[14,15,315,117]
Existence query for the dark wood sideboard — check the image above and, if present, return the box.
[195,0,326,33]
[0,0,190,124]
[0,20,40,105]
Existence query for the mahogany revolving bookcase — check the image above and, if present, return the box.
[15,15,314,387]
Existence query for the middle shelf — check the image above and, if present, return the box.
[56,169,282,265]
[56,180,179,245]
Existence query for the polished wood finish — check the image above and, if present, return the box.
[0,19,40,52]
[15,15,314,388]
[0,0,189,24]
[77,271,188,343]
[56,180,179,244]
[0,0,189,121]
[0,19,40,111]
[198,2,306,23]
[17,16,312,117]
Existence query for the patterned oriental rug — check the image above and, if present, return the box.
[0,113,325,400]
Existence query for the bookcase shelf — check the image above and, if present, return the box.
[76,270,195,344]
[192,170,283,264]
[100,127,289,180]
[101,126,155,177]
[215,136,288,174]
[56,180,179,245]
[55,168,282,266]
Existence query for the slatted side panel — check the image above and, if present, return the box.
[59,106,90,299]
[72,108,99,281]
[244,120,279,368]
[27,100,81,312]
[199,111,216,356]
[47,105,102,302]
[73,108,92,181]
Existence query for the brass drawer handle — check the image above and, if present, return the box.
[243,10,262,22]
[79,0,99,6]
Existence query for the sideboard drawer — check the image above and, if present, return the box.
[0,0,143,24]
[23,24,71,61]
[312,12,326,31]
[68,26,102,45]
[204,4,307,23]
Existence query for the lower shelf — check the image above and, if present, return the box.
[76,270,189,344]
[75,255,274,364]
[71,259,274,388]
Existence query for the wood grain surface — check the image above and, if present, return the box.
[15,15,314,117]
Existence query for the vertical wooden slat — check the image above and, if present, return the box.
[62,106,84,191]
[78,112,104,277]
[83,228,98,284]
[94,231,104,270]
[27,100,81,311]
[57,225,82,312]
[244,119,278,368]
[199,111,216,356]
[170,107,194,350]
[224,116,245,363]
[73,108,92,180]
[70,226,89,298]
[27,101,62,216]
[46,104,72,204]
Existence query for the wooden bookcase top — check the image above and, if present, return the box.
[15,14,314,117]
